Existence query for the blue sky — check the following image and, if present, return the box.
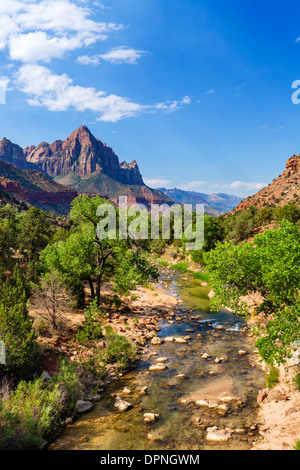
[1,0,300,197]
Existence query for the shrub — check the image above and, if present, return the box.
[266,366,280,389]
[0,377,61,449]
[0,359,80,450]
[104,326,136,371]
[293,373,300,392]
[50,358,81,417]
[75,299,104,345]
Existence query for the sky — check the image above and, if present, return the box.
[1,0,300,197]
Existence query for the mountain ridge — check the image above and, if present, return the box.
[232,155,300,213]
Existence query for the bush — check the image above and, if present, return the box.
[293,373,300,391]
[266,366,280,389]
[104,326,136,371]
[0,359,80,450]
[50,358,81,417]
[75,299,104,345]
[0,377,61,449]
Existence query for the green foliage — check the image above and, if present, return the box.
[265,366,280,389]
[0,377,61,449]
[0,359,80,450]
[293,373,300,392]
[40,195,158,306]
[104,325,136,371]
[204,220,300,364]
[50,358,81,416]
[0,204,20,271]
[0,269,38,377]
[19,207,52,261]
[75,299,104,345]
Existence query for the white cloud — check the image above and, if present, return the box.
[178,181,208,191]
[77,47,150,66]
[2,1,191,123]
[100,46,149,64]
[205,89,215,95]
[156,96,192,111]
[144,178,172,188]
[178,180,266,193]
[224,181,266,191]
[0,0,123,62]
[16,64,191,122]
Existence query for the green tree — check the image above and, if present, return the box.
[0,271,38,377]
[40,196,158,306]
[19,207,52,262]
[0,204,20,271]
[204,220,300,364]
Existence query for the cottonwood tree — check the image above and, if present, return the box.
[204,220,300,364]
[40,196,158,306]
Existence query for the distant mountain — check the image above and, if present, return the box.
[158,188,242,214]
[233,155,300,213]
[0,126,175,210]
[0,159,77,215]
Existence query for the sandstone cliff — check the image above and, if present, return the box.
[233,155,300,212]
[23,125,144,185]
[0,160,78,214]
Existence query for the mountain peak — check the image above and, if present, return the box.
[1,127,144,186]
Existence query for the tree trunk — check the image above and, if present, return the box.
[88,279,95,299]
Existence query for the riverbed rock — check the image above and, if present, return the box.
[176,374,187,380]
[155,357,168,363]
[76,400,94,415]
[206,427,232,442]
[149,363,168,372]
[164,337,175,342]
[151,337,164,346]
[238,350,247,356]
[114,396,132,412]
[201,353,211,360]
[175,337,187,344]
[143,412,159,423]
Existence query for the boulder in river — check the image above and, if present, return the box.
[143,412,159,423]
[151,337,164,346]
[149,363,168,372]
[206,427,232,442]
[114,396,132,412]
[76,400,94,415]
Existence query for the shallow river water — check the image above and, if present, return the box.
[51,268,265,451]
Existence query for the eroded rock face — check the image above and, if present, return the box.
[0,138,33,170]
[23,126,144,185]
[232,154,300,213]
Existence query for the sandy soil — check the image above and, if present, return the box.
[251,364,300,450]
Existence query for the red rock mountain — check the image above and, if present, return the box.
[233,155,300,212]
[0,159,77,214]
[0,126,175,211]
[23,125,144,185]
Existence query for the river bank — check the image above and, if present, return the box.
[48,267,268,451]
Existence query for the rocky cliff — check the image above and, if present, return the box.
[0,126,175,210]
[23,125,144,185]
[0,160,78,214]
[233,155,300,212]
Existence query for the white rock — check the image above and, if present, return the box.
[175,337,187,344]
[114,396,132,412]
[206,428,232,442]
[149,363,168,372]
[151,337,164,346]
[144,412,159,423]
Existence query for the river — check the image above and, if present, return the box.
[51,267,265,450]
